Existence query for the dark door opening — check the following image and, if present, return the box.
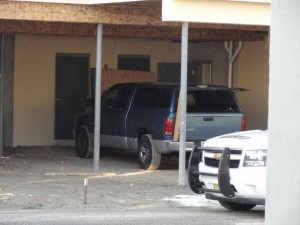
[118,54,150,72]
[55,54,89,139]
[158,62,212,85]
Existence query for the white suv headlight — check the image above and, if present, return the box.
[243,150,267,167]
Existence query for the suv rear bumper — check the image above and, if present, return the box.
[166,141,195,152]
[153,140,196,153]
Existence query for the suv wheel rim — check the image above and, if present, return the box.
[140,143,150,163]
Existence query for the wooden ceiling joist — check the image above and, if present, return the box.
[0,20,268,41]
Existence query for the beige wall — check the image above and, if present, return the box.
[236,41,269,130]
[189,42,228,85]
[102,38,182,72]
[14,35,181,146]
[14,34,229,146]
[14,35,96,146]
[13,34,269,146]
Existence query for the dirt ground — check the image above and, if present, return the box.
[0,147,214,211]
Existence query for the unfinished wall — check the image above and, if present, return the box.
[236,41,269,130]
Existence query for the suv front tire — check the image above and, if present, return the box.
[75,125,93,158]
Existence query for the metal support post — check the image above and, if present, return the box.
[93,24,103,173]
[179,22,189,186]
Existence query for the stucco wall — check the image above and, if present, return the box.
[189,42,228,85]
[14,35,97,146]
[14,34,228,146]
[236,41,269,130]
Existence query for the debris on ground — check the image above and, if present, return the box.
[0,187,10,201]
[1,154,24,164]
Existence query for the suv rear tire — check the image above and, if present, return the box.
[75,125,93,158]
[138,135,161,170]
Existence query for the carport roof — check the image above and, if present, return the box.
[0,0,269,41]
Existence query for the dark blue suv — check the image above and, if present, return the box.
[73,83,245,170]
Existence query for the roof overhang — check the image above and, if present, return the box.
[162,0,271,26]
[2,0,269,41]
[12,0,151,4]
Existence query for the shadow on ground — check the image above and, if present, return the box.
[0,147,192,211]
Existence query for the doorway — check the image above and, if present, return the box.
[55,54,89,139]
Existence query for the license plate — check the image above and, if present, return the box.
[212,183,219,190]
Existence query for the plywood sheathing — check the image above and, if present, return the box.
[0,20,268,41]
[0,1,162,25]
[105,25,267,41]
[102,69,156,92]
[0,1,269,31]
[0,20,96,36]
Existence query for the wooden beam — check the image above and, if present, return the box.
[0,20,268,41]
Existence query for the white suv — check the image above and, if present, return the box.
[188,130,267,210]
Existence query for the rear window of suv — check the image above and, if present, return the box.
[132,87,172,108]
[175,90,241,113]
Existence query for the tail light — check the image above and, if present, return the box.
[164,117,174,136]
[242,116,246,131]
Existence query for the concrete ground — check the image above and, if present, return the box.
[0,147,265,213]
[0,147,201,211]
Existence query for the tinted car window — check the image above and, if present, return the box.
[133,87,172,108]
[159,89,172,108]
[188,91,240,113]
[102,86,132,109]
[175,90,241,113]
[133,88,160,107]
